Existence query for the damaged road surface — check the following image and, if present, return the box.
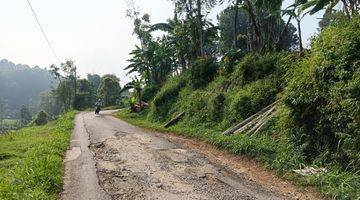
[62,111,309,200]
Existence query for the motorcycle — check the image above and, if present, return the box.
[95,106,101,115]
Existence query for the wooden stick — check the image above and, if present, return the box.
[164,111,185,128]
[222,101,277,135]
[252,112,276,135]
[234,105,276,134]
[246,106,276,135]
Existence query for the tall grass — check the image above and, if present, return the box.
[0,111,77,200]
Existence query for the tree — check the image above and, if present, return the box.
[307,0,359,18]
[97,75,121,106]
[0,59,55,117]
[19,105,32,126]
[0,99,6,132]
[120,77,144,110]
[74,79,94,110]
[39,91,63,117]
[172,0,219,56]
[87,74,101,92]
[218,5,298,53]
[283,0,317,53]
[126,14,176,85]
[50,60,78,110]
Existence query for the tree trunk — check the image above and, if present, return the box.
[297,19,303,54]
[137,89,142,109]
[244,0,262,50]
[73,66,77,108]
[265,15,274,51]
[341,0,351,19]
[275,15,292,51]
[233,0,241,49]
[246,14,253,51]
[196,0,204,56]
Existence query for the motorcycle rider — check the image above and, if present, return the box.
[95,99,102,114]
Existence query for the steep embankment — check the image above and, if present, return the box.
[117,18,360,199]
[0,111,76,199]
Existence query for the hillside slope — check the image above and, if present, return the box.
[117,17,360,199]
[0,111,76,199]
[0,59,55,117]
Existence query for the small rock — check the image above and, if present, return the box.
[197,172,206,178]
[94,142,105,148]
[155,183,163,188]
[293,167,327,176]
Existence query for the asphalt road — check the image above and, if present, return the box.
[61,111,298,200]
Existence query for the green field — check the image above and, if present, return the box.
[0,111,77,200]
[2,119,20,126]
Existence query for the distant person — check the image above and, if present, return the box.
[95,99,102,115]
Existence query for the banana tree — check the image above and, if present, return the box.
[309,0,359,18]
[150,17,219,69]
[283,0,317,53]
[120,77,144,111]
[171,0,219,57]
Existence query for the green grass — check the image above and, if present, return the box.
[2,119,20,126]
[0,111,77,200]
[115,109,360,200]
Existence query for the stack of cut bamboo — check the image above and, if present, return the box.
[222,101,277,136]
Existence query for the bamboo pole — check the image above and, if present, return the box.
[222,101,277,135]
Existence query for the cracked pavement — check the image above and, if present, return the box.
[61,111,303,200]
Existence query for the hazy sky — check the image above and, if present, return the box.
[0,0,323,85]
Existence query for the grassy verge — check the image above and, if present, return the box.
[115,109,360,200]
[0,111,77,200]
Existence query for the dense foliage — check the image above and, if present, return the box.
[122,1,360,196]
[283,17,360,170]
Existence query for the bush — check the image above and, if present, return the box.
[189,57,218,89]
[141,84,160,102]
[228,53,279,87]
[283,17,360,169]
[148,76,186,122]
[34,111,48,126]
[225,78,279,125]
[219,49,247,75]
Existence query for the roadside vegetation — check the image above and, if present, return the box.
[117,0,360,199]
[0,111,77,200]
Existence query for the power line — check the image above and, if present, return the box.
[26,0,60,63]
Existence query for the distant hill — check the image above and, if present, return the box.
[0,59,55,117]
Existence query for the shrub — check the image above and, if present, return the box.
[228,53,279,88]
[189,57,218,89]
[283,17,360,169]
[148,76,186,122]
[141,84,160,102]
[34,111,48,126]
[219,49,247,75]
[225,78,279,125]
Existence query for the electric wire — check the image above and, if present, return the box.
[26,0,60,63]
